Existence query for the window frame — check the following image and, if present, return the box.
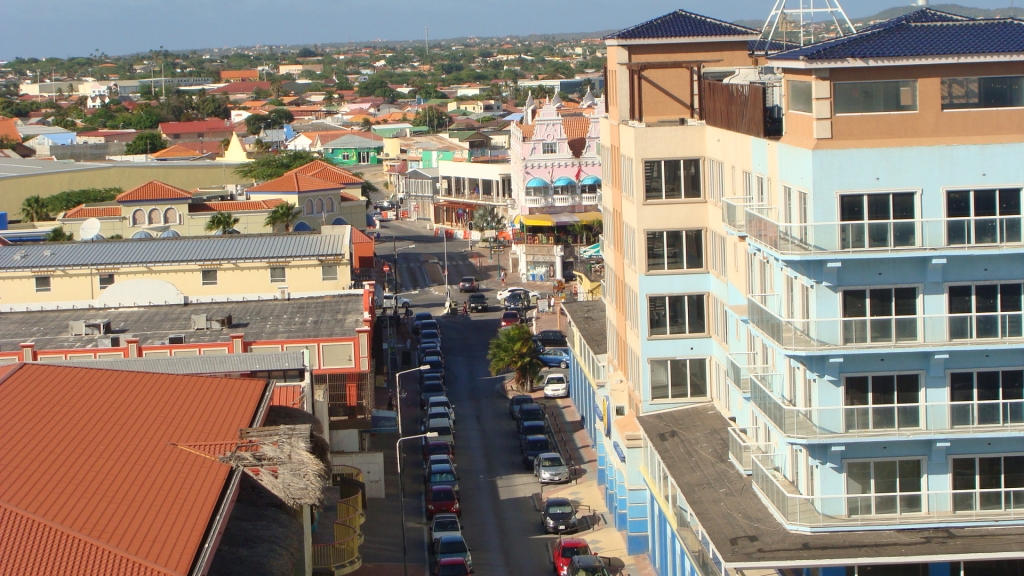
[947,368,1024,428]
[201,269,218,286]
[542,141,558,155]
[943,186,1023,246]
[647,293,707,338]
[833,79,919,115]
[844,457,926,516]
[840,284,922,345]
[269,267,287,284]
[98,273,115,290]
[788,80,813,114]
[34,276,52,293]
[945,282,1024,341]
[648,357,709,401]
[842,372,924,432]
[949,453,1024,513]
[644,228,705,273]
[836,190,919,250]
[322,264,339,282]
[941,75,1024,111]
[643,158,703,203]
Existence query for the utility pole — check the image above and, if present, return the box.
[425,27,429,56]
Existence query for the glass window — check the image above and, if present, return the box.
[942,76,1024,110]
[542,142,557,154]
[98,274,114,290]
[201,269,218,286]
[644,159,701,201]
[34,276,51,293]
[946,188,1022,245]
[650,358,707,400]
[839,193,917,249]
[846,459,923,516]
[947,283,1024,340]
[952,455,1024,512]
[645,230,703,271]
[842,288,919,344]
[844,374,921,431]
[322,265,338,281]
[270,267,286,283]
[834,80,918,114]
[789,80,812,113]
[648,295,705,336]
[950,370,1024,427]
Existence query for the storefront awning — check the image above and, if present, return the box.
[577,211,603,222]
[513,214,555,227]
[549,213,580,225]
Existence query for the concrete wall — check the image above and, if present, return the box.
[33,142,128,161]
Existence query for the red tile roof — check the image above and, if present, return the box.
[518,123,535,141]
[188,199,285,213]
[158,119,232,136]
[115,181,193,202]
[247,173,339,193]
[220,70,260,81]
[351,228,374,244]
[208,81,272,95]
[62,205,122,219]
[287,160,364,186]
[271,385,303,408]
[0,363,270,576]
[149,144,216,159]
[0,117,22,141]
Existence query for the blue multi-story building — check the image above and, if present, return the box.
[595,7,1024,576]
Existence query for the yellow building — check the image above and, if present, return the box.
[0,228,360,311]
[245,160,367,231]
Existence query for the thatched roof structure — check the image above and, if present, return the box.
[220,424,327,509]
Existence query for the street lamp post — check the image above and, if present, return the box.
[397,431,437,576]
[394,365,430,438]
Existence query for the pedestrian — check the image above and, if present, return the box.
[500,270,507,286]
[462,301,468,316]
[387,394,395,412]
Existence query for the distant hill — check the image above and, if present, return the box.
[735,3,1024,30]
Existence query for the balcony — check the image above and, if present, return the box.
[523,196,552,208]
[313,465,366,575]
[745,207,1024,257]
[725,352,759,394]
[721,197,758,233]
[700,79,783,139]
[750,372,1024,440]
[726,426,769,474]
[581,193,600,205]
[752,453,1024,530]
[747,293,1024,351]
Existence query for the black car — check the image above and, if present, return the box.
[521,434,552,469]
[421,381,447,408]
[541,497,578,534]
[518,420,547,448]
[509,394,534,418]
[516,403,546,431]
[418,343,443,364]
[420,320,441,335]
[504,291,529,311]
[467,293,488,312]
[422,356,445,381]
[533,330,568,349]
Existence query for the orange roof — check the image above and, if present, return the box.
[62,205,122,219]
[287,160,364,186]
[247,172,339,193]
[518,123,535,141]
[351,228,374,244]
[220,69,259,80]
[188,199,285,213]
[240,100,269,109]
[0,117,20,142]
[271,385,303,408]
[0,363,269,576]
[115,181,193,202]
[561,116,590,142]
[149,144,214,159]
[158,119,232,136]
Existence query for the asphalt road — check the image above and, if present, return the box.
[388,219,559,575]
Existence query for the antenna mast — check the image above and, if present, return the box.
[425,27,429,55]
[753,0,856,56]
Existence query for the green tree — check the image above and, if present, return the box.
[234,150,318,181]
[21,195,52,221]
[356,76,399,101]
[487,324,543,392]
[205,211,240,234]
[264,202,299,232]
[472,205,505,235]
[569,220,590,245]
[245,114,268,135]
[125,132,167,155]
[411,107,449,133]
[44,187,123,213]
[45,227,73,241]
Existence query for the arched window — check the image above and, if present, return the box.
[164,207,178,225]
[148,208,161,225]
[525,177,551,197]
[580,176,602,195]
[315,198,324,214]
[553,177,577,196]
[304,199,314,215]
[325,197,335,213]
[132,209,145,226]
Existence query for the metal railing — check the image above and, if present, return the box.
[750,372,1024,439]
[725,352,757,394]
[745,207,1024,256]
[747,294,1024,351]
[752,453,1024,529]
[311,496,364,575]
[726,427,769,474]
[673,506,727,576]
[721,197,757,232]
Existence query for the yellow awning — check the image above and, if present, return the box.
[576,211,603,222]
[514,214,556,227]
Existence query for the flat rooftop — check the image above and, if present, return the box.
[639,405,1024,569]
[562,301,606,355]
[0,295,366,352]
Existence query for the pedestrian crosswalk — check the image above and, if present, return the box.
[396,252,483,292]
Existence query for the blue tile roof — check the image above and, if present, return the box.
[772,8,1024,61]
[605,9,756,40]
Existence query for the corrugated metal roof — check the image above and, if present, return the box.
[605,9,756,41]
[51,351,307,374]
[0,363,269,576]
[0,233,347,270]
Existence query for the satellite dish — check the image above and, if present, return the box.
[79,218,102,240]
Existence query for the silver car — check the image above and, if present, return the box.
[534,452,570,484]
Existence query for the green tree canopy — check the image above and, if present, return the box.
[472,205,505,234]
[356,76,399,101]
[411,107,450,133]
[45,227,73,242]
[264,202,300,232]
[21,195,52,222]
[125,132,167,155]
[487,324,543,392]
[234,150,319,181]
[44,187,123,214]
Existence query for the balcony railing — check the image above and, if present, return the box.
[523,196,552,207]
[745,207,1024,256]
[726,426,769,474]
[553,194,580,207]
[581,193,600,205]
[312,492,364,575]
[747,294,1024,351]
[725,352,757,394]
[750,372,1024,439]
[721,197,757,232]
[752,453,1024,529]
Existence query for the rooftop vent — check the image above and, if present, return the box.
[168,334,186,345]
[69,318,111,336]
[191,313,233,330]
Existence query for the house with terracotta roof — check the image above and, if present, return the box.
[220,69,260,82]
[159,119,234,141]
[245,160,366,230]
[149,141,224,161]
[0,117,24,143]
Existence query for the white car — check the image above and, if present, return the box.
[496,287,541,302]
[430,513,462,543]
[379,293,411,310]
[542,374,569,398]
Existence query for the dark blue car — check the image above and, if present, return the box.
[538,348,570,369]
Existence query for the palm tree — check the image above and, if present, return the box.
[569,221,589,245]
[264,202,299,232]
[21,195,52,222]
[487,324,543,392]
[205,211,239,234]
[45,227,72,241]
[472,205,505,235]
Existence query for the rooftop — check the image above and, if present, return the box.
[116,180,193,202]
[638,405,1024,569]
[562,301,606,355]
[0,295,367,352]
[287,159,364,186]
[605,9,757,41]
[158,119,233,135]
[53,350,306,374]
[246,172,339,193]
[0,363,270,576]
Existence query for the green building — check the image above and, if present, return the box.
[322,133,384,166]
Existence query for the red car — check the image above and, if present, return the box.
[427,486,461,518]
[424,440,455,460]
[553,537,592,576]
[500,311,522,327]
[435,557,471,576]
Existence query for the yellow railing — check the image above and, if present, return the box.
[313,465,366,575]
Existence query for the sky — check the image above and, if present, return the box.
[0,0,1015,60]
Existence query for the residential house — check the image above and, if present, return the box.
[280,63,324,76]
[435,160,512,229]
[322,132,385,166]
[159,119,234,142]
[245,160,367,229]
[76,129,137,143]
[220,69,260,82]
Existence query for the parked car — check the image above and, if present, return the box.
[508,395,534,418]
[538,348,571,369]
[427,396,456,423]
[567,555,611,576]
[500,311,522,327]
[425,463,460,495]
[432,535,473,573]
[503,291,530,311]
[423,440,454,460]
[420,382,447,408]
[418,343,443,364]
[497,287,541,301]
[541,497,579,534]
[419,320,441,335]
[379,293,412,310]
[413,312,434,335]
[518,421,547,449]
[426,454,457,473]
[458,276,479,292]
[534,452,570,484]
[522,434,553,469]
[516,403,546,430]
[422,356,445,380]
[435,557,471,576]
[424,417,455,446]
[421,329,442,348]
[553,538,593,576]
[534,330,568,348]
[425,406,456,429]
[543,374,569,398]
[430,513,462,543]
[467,293,488,312]
[426,486,461,518]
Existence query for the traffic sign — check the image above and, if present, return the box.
[383,263,391,273]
